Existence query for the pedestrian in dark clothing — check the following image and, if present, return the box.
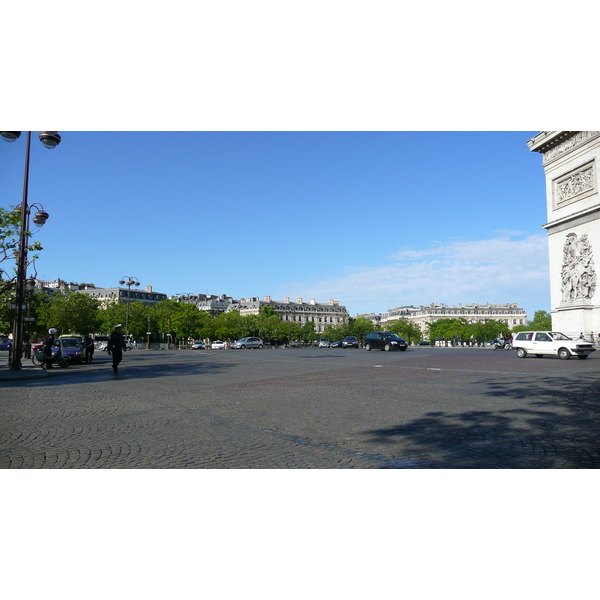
[44,328,57,368]
[107,324,127,374]
[83,335,95,363]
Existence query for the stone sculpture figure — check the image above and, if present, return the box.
[560,233,597,302]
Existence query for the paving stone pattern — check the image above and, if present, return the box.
[1,347,599,468]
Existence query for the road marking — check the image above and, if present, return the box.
[370,364,597,377]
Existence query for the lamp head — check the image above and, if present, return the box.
[1,131,21,143]
[39,131,61,149]
[32,211,49,226]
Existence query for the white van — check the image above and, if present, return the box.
[512,331,595,360]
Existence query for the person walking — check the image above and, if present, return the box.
[107,324,127,374]
[43,328,57,368]
[83,335,95,363]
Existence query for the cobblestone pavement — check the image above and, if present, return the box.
[1,347,599,468]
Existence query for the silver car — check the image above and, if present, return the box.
[231,337,264,349]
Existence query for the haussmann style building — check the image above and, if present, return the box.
[76,284,167,307]
[359,302,528,332]
[228,296,349,334]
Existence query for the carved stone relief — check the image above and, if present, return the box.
[560,233,597,302]
[553,161,596,207]
[543,131,600,165]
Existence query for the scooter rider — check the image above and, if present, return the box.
[44,328,57,368]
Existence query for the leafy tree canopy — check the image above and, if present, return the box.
[0,206,44,297]
[37,291,102,337]
[387,319,422,344]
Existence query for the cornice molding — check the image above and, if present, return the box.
[527,131,600,166]
[527,131,576,154]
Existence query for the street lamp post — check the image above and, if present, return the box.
[118,276,140,338]
[2,131,60,370]
[23,277,36,359]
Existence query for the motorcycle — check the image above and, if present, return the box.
[32,338,71,369]
[493,338,512,350]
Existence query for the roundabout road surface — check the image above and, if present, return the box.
[2,346,599,468]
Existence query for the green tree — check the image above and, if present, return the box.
[472,319,510,341]
[347,317,375,343]
[1,206,45,338]
[24,288,52,340]
[0,300,12,334]
[38,291,102,336]
[427,318,508,345]
[98,301,150,340]
[99,302,128,334]
[322,323,349,341]
[427,318,464,343]
[150,299,180,341]
[300,321,317,343]
[259,305,277,318]
[387,319,422,344]
[530,310,552,331]
[210,310,246,341]
[171,303,212,340]
[0,206,44,297]
[257,313,283,342]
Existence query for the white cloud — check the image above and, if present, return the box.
[281,233,551,318]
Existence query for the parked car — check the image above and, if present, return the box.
[57,336,85,364]
[329,340,343,348]
[231,337,264,349]
[512,331,596,360]
[31,340,71,368]
[342,336,359,348]
[288,340,302,348]
[191,341,205,350]
[0,338,11,351]
[318,338,330,348]
[364,331,408,352]
[415,340,430,346]
[211,340,226,350]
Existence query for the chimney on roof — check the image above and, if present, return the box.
[296,298,302,304]
[146,285,153,292]
[264,295,271,302]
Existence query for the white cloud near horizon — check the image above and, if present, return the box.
[281,233,551,318]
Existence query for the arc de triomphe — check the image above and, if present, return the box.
[528,131,599,338]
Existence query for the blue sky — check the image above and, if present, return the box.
[5,2,597,585]
[1,131,548,319]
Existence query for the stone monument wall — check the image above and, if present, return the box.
[527,131,600,338]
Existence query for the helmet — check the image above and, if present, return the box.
[49,328,57,334]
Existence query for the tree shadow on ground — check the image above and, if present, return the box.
[364,374,600,468]
[9,356,235,388]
